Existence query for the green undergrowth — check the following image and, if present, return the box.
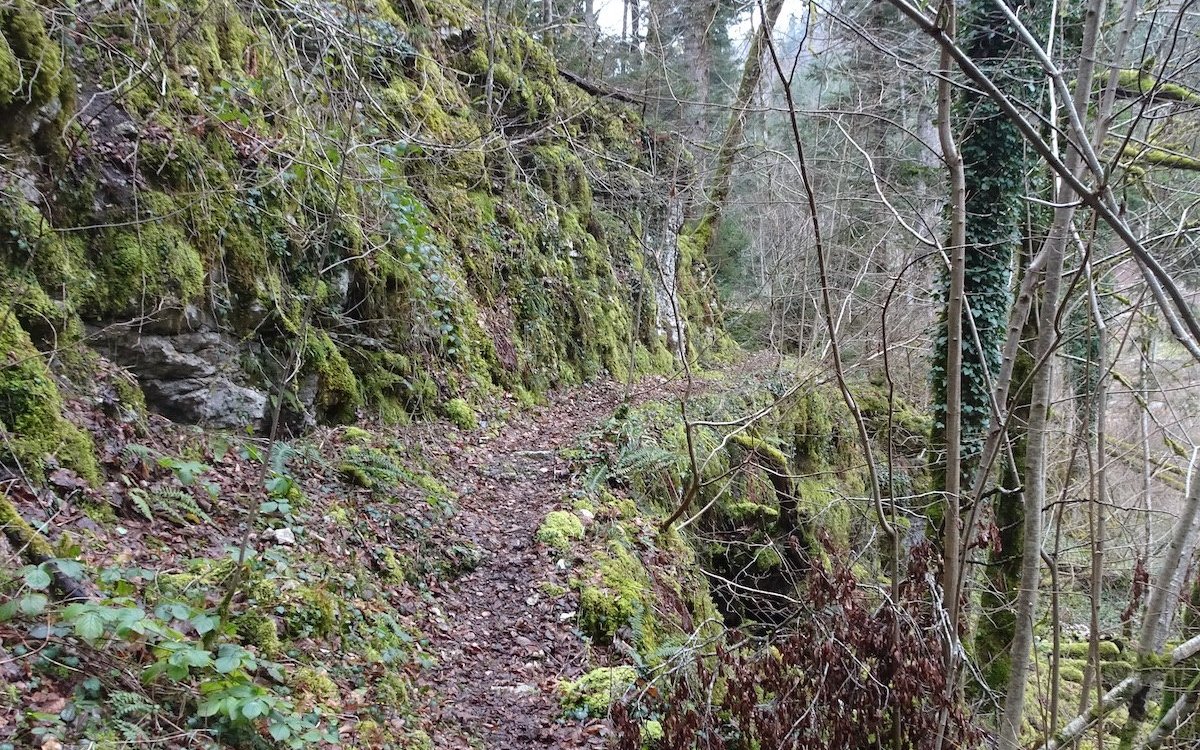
[1021,638,1139,749]
[0,0,716,485]
[542,366,905,728]
[576,366,890,624]
[0,420,472,748]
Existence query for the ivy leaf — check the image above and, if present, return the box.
[52,559,84,579]
[182,647,213,668]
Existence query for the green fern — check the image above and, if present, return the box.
[110,690,159,719]
[111,717,147,742]
[339,446,408,492]
[615,444,676,479]
[154,487,213,525]
[128,488,154,521]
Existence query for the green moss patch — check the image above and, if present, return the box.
[577,541,656,650]
[0,0,66,113]
[535,510,584,552]
[443,397,477,429]
[558,666,638,717]
[0,310,99,482]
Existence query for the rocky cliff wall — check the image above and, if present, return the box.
[0,0,723,480]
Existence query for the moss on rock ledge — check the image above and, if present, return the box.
[559,666,638,717]
[535,510,584,551]
[0,309,99,482]
[577,541,656,650]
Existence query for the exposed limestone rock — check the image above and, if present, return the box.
[92,322,268,430]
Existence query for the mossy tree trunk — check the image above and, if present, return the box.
[929,0,1043,694]
[692,0,784,262]
[972,209,1042,692]
[975,344,1031,684]
[729,433,809,565]
[930,0,1041,508]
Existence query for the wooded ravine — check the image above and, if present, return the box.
[4,0,1200,748]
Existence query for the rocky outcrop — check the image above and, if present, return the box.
[90,308,269,430]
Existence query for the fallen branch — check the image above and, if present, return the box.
[558,68,644,105]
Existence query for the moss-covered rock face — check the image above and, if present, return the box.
[577,541,657,650]
[0,0,68,131]
[0,308,99,482]
[0,0,715,465]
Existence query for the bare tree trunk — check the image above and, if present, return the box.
[1118,448,1200,746]
[684,0,718,147]
[998,0,1105,743]
[541,0,553,50]
[629,0,640,54]
[936,0,967,669]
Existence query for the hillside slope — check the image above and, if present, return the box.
[0,0,724,482]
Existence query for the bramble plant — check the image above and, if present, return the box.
[2,561,338,748]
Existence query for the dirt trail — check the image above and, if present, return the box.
[415,378,664,749]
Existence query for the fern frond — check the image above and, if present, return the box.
[154,488,213,526]
[110,690,159,719]
[128,488,154,521]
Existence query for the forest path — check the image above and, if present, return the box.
[414,374,690,749]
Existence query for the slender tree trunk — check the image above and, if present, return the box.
[1039,469,1200,750]
[973,196,1040,691]
[629,0,640,54]
[1118,448,1200,747]
[684,0,718,148]
[541,0,553,50]
[937,0,967,668]
[999,0,1104,742]
[694,0,785,260]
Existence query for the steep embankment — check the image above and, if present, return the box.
[0,1,738,747]
[0,0,723,483]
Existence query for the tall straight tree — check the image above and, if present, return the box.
[929,0,1043,656]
